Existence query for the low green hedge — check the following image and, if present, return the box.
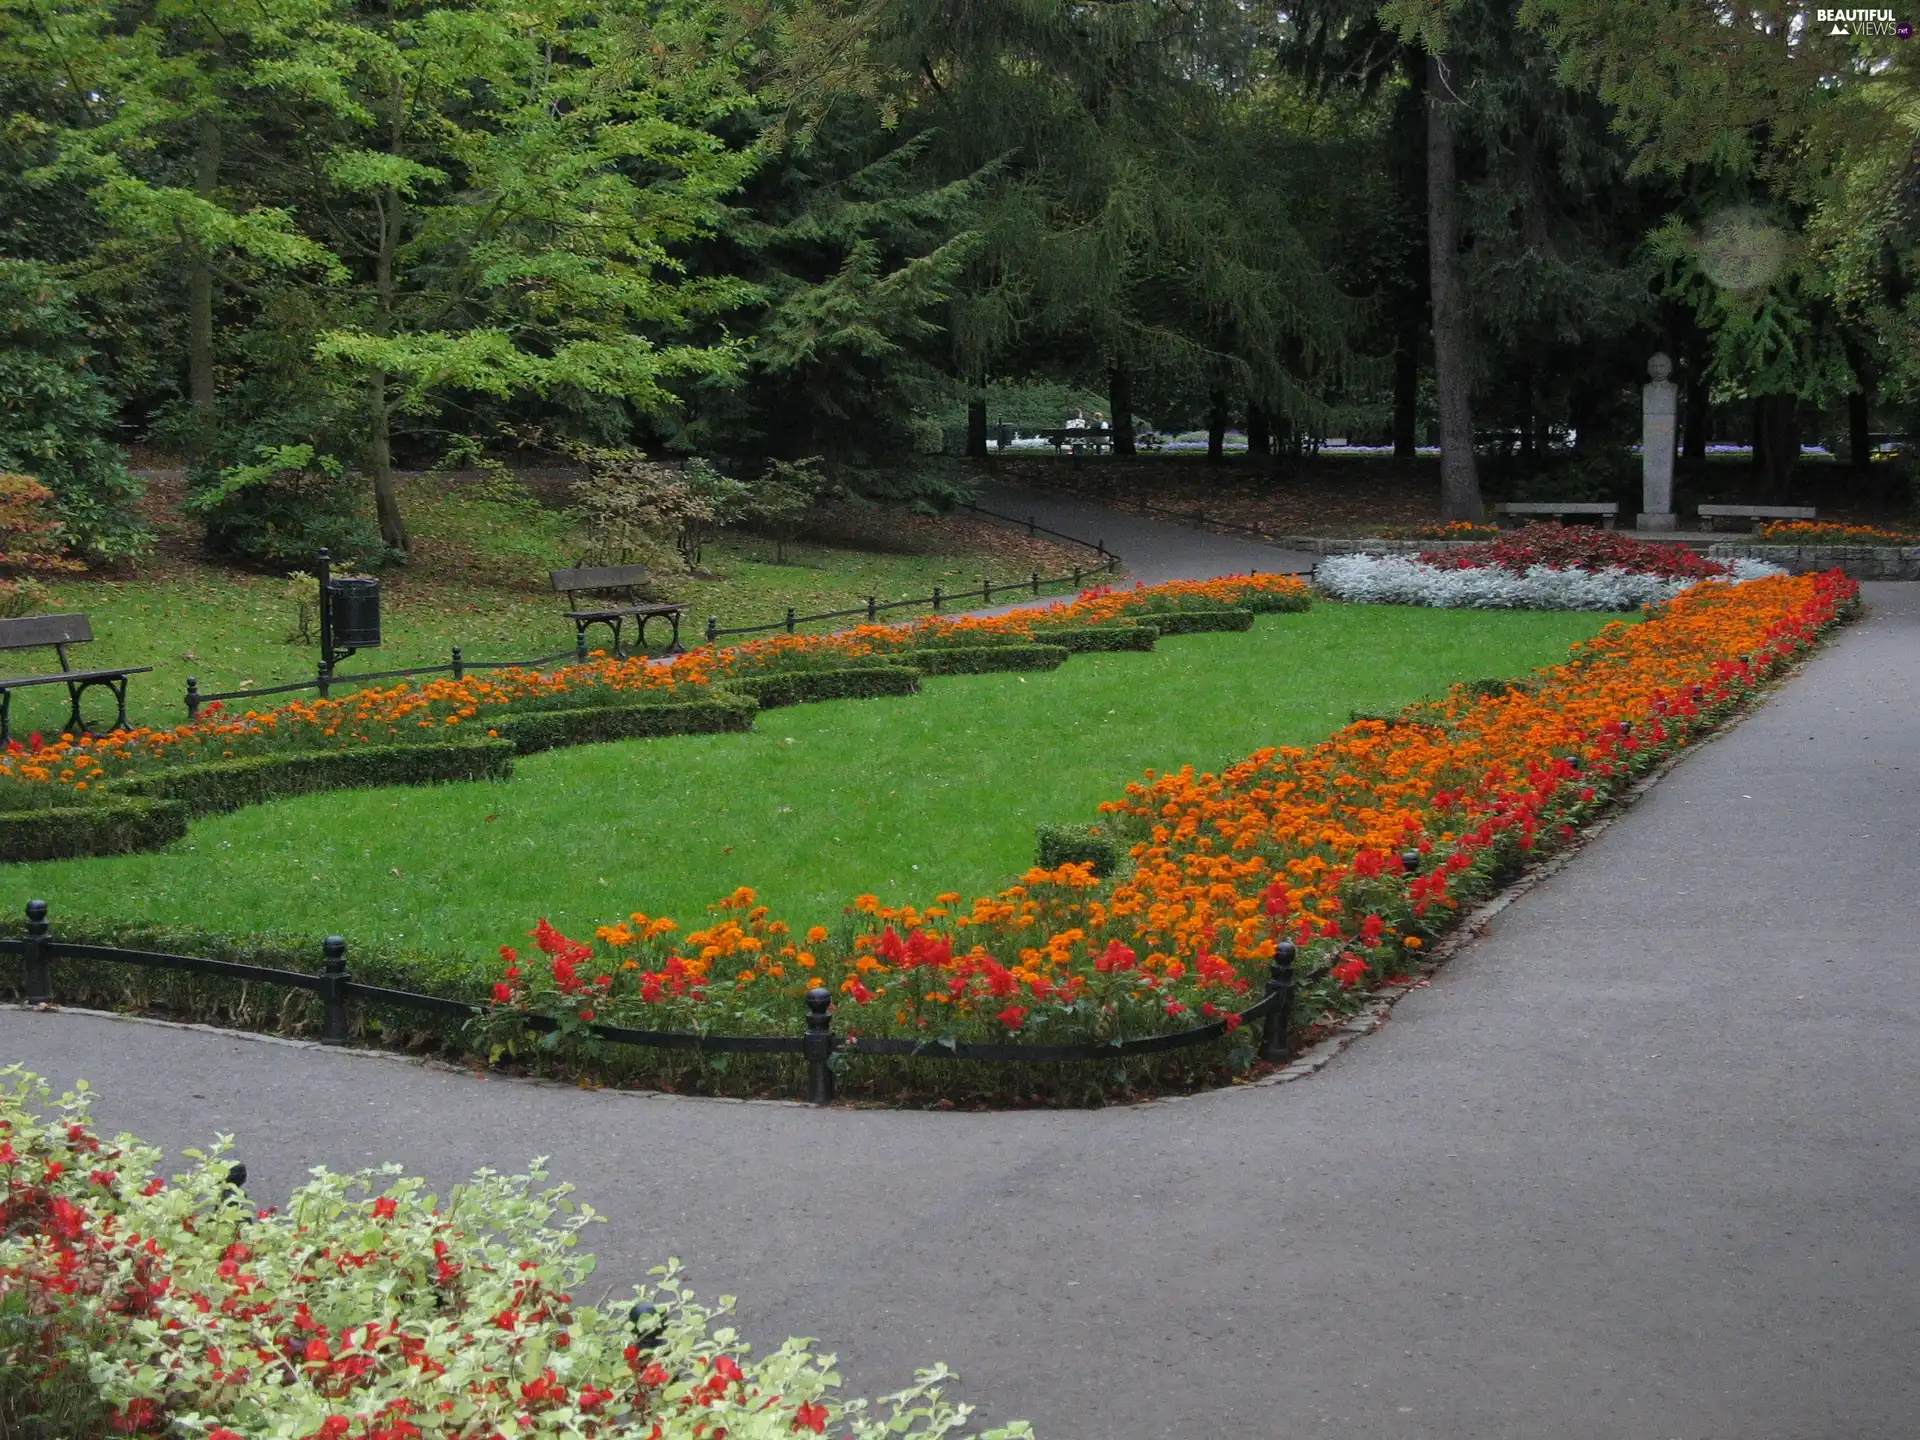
[113,739,516,816]
[1131,608,1256,635]
[492,695,757,752]
[0,798,188,864]
[1028,623,1159,653]
[1240,587,1312,614]
[1035,822,1122,877]
[722,667,922,709]
[902,644,1071,675]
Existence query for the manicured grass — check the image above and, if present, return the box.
[13,605,1611,965]
[10,479,1098,735]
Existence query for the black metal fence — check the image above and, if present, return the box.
[182,503,1125,720]
[5,900,1297,1105]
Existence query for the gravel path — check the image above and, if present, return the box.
[4,566,1915,1436]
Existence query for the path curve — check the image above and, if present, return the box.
[6,581,1918,1438]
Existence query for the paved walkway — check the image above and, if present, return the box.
[5,572,1917,1436]
[973,479,1319,584]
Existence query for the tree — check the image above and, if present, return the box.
[0,263,149,562]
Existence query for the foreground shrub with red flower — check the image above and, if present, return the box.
[0,1069,1033,1440]
[485,573,1857,1077]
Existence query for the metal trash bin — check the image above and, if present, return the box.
[327,576,382,649]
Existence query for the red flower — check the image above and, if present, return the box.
[995,1004,1029,1030]
[491,982,514,1004]
[1330,956,1368,989]
[793,1401,830,1433]
[372,1196,397,1220]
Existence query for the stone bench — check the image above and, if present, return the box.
[1695,504,1817,532]
[1494,502,1619,529]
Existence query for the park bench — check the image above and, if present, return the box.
[1493,502,1619,528]
[1695,503,1817,532]
[550,564,684,659]
[0,614,151,745]
[1037,427,1113,457]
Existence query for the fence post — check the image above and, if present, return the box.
[1028,515,1036,536]
[981,576,991,603]
[1031,571,1040,596]
[22,899,50,1007]
[866,595,878,623]
[451,646,464,682]
[785,606,797,634]
[804,987,836,1105]
[1401,848,1422,876]
[185,677,200,722]
[319,935,350,1045]
[706,616,719,644]
[931,585,942,612]
[1072,566,1081,591]
[1260,940,1296,1063]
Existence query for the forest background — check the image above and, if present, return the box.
[3,0,1917,572]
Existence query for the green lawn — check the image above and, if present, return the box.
[13,605,1610,967]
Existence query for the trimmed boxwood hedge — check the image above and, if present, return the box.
[902,644,1070,675]
[1240,587,1312,614]
[112,739,517,816]
[492,694,757,752]
[1027,623,1158,653]
[0,798,188,863]
[1131,608,1256,635]
[1034,821,1122,877]
[721,666,922,709]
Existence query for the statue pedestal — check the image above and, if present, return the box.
[1640,353,1678,536]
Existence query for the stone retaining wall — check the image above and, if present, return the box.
[1706,543,1920,580]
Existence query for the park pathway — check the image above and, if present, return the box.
[5,570,1918,1435]
[972,478,1318,585]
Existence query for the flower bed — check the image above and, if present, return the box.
[0,1069,1034,1440]
[480,573,1856,1089]
[1417,524,1733,579]
[1314,551,1784,610]
[0,574,1310,815]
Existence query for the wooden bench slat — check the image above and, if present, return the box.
[0,666,152,690]
[0,613,94,650]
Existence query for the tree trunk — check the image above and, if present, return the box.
[1426,54,1481,522]
[1246,403,1271,458]
[1393,339,1419,458]
[1206,390,1227,465]
[1751,394,1800,502]
[1109,365,1135,457]
[186,113,221,453]
[965,395,988,458]
[373,187,409,553]
[1683,378,1709,465]
[1849,390,1871,469]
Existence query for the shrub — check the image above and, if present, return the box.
[112,739,516,815]
[0,263,149,563]
[902,644,1070,675]
[0,1070,1036,1440]
[1127,609,1254,635]
[720,667,921,708]
[0,797,185,862]
[1418,524,1729,579]
[493,695,758,751]
[1026,622,1158,652]
[1035,822,1120,877]
[187,442,392,571]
